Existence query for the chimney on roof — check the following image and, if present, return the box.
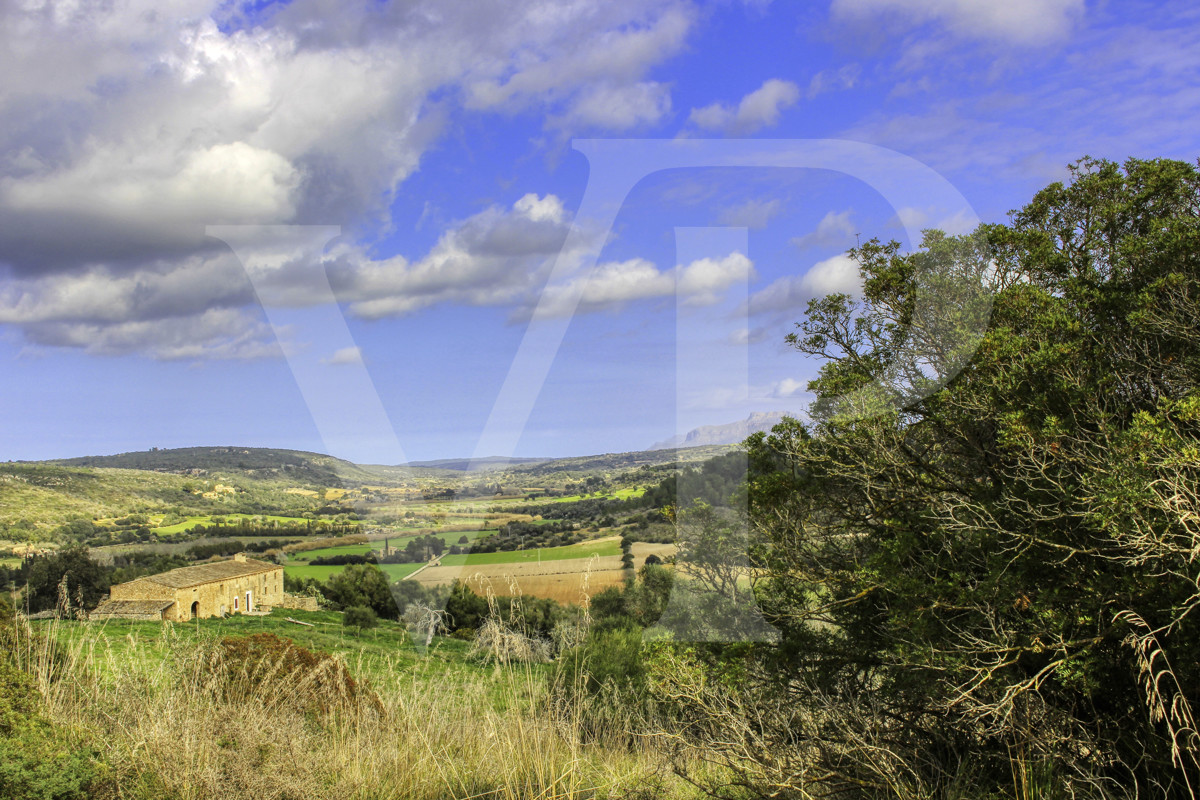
[234,553,247,562]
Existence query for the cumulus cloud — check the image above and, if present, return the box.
[830,0,1085,45]
[771,378,807,398]
[688,78,801,134]
[791,210,857,250]
[0,193,574,356]
[552,81,673,131]
[747,254,862,317]
[0,253,253,328]
[323,346,364,366]
[0,0,696,357]
[22,309,281,361]
[535,252,756,318]
[339,193,572,319]
[463,4,691,130]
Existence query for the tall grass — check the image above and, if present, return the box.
[7,612,698,800]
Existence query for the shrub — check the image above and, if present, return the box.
[557,627,646,698]
[0,661,105,800]
[342,606,377,631]
[553,627,651,746]
[320,564,395,618]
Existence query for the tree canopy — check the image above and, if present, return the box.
[658,157,1200,799]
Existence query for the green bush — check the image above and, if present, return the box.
[557,627,646,698]
[0,661,104,800]
[342,606,377,631]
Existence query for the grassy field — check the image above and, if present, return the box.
[284,562,424,582]
[528,486,648,504]
[439,537,622,566]
[151,513,322,535]
[11,608,713,799]
[42,607,471,683]
[280,537,625,584]
[287,542,375,561]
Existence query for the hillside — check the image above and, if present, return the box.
[35,442,737,490]
[501,444,733,479]
[401,456,550,472]
[48,446,390,486]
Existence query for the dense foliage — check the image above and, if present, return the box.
[17,547,110,613]
[658,157,1200,799]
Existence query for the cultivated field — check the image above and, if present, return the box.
[412,542,677,603]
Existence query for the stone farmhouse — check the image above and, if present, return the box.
[92,554,285,622]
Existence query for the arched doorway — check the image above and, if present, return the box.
[190,601,200,619]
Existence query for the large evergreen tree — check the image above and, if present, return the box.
[656,158,1200,799]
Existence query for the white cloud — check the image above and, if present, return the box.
[747,254,862,316]
[771,378,807,398]
[806,64,862,98]
[791,210,857,250]
[830,0,1085,45]
[0,254,253,327]
[0,1,692,276]
[892,205,976,235]
[0,193,574,355]
[4,141,301,226]
[463,4,692,130]
[552,81,673,131]
[688,78,801,134]
[22,308,281,361]
[323,346,364,366]
[536,252,756,318]
[341,193,573,319]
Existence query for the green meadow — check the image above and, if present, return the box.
[438,538,621,566]
[151,512,346,535]
[284,562,425,582]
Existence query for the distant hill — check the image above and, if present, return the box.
[401,456,550,472]
[502,444,732,478]
[48,446,403,487]
[3,442,742,534]
[650,412,790,451]
[35,442,730,487]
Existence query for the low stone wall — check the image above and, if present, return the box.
[266,593,321,612]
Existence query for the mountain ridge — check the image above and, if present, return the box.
[650,411,791,451]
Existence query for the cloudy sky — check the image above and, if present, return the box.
[1,0,1197,463]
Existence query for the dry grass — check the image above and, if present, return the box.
[6,614,699,800]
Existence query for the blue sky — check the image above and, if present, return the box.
[0,0,1197,464]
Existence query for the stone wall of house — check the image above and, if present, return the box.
[165,567,286,621]
[108,567,286,621]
